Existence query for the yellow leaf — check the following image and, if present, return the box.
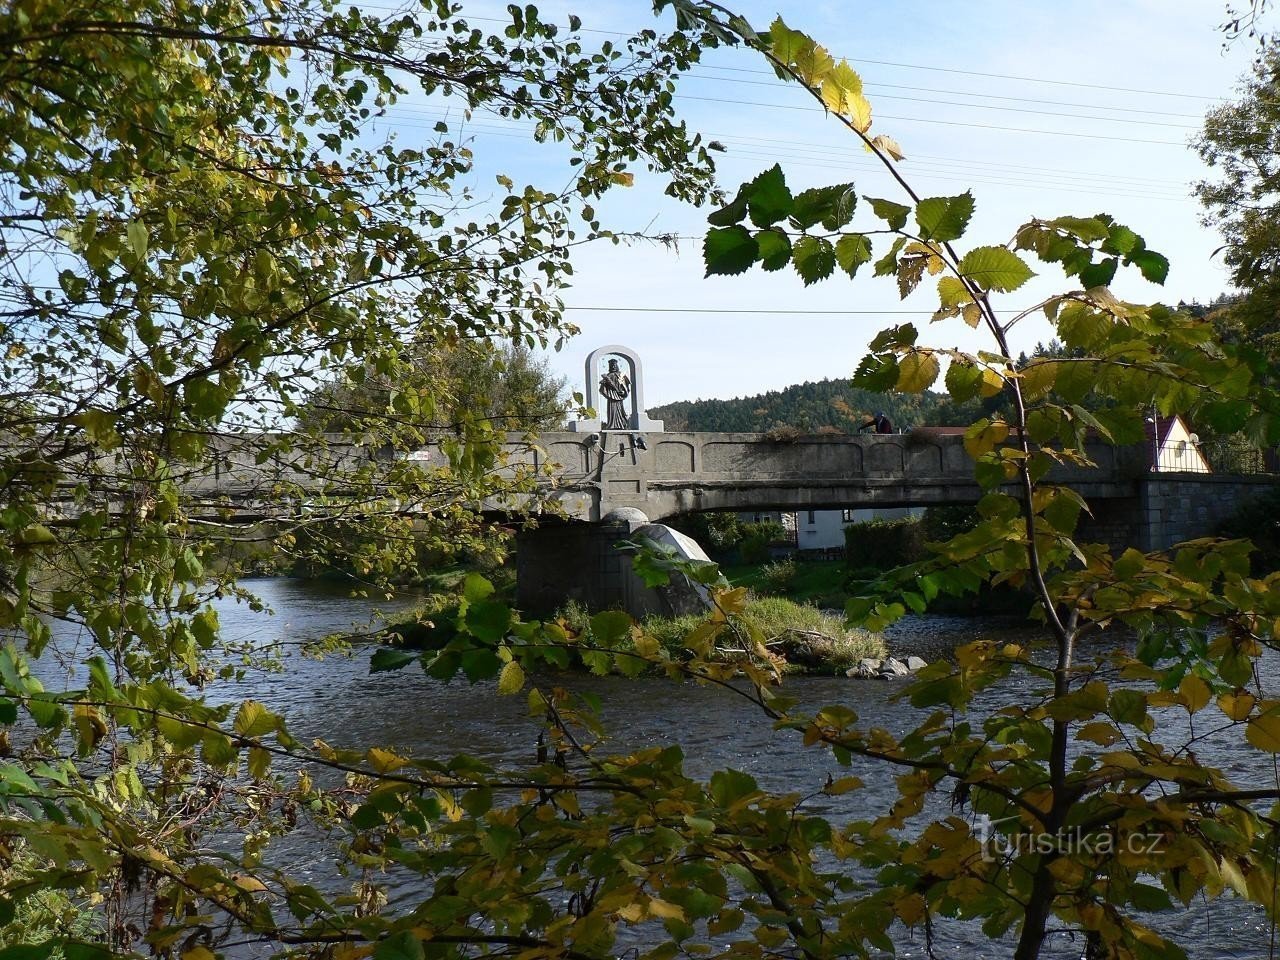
[871,134,905,161]
[1221,857,1249,896]
[1018,361,1057,402]
[896,351,940,393]
[824,776,864,795]
[848,93,873,133]
[232,873,267,893]
[1075,721,1121,746]
[647,898,685,921]
[1179,675,1211,713]
[1218,690,1255,721]
[979,367,1005,397]
[716,586,749,616]
[366,747,408,773]
[616,902,644,923]
[497,660,525,696]
[1246,710,1280,751]
[182,948,217,960]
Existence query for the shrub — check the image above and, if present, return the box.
[739,519,786,564]
[843,516,926,570]
[641,595,884,674]
[758,557,797,593]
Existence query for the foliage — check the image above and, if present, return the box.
[738,519,786,563]
[757,557,797,593]
[667,511,746,555]
[7,2,1280,960]
[639,593,884,672]
[651,375,983,432]
[678,4,1280,958]
[1195,51,1280,363]
[843,516,926,574]
[300,339,570,434]
[0,0,722,953]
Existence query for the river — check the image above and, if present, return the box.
[27,578,1280,958]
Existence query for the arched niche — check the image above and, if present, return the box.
[568,343,664,433]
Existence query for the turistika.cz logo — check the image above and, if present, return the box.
[974,815,1165,862]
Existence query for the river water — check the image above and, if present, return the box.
[29,578,1280,958]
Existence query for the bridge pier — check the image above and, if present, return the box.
[515,508,712,618]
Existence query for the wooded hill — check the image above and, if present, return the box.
[649,377,984,433]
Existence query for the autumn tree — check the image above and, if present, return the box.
[300,339,569,435]
[6,3,1280,960]
[0,0,721,951]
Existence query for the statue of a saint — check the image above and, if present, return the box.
[599,358,631,430]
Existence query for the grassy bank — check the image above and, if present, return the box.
[642,596,884,675]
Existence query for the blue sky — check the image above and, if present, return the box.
[381,1,1263,410]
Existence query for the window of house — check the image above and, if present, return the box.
[841,509,855,522]
[806,511,816,525]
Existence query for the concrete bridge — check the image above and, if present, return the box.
[504,429,1279,613]
[168,423,1276,614]
[511,430,1140,522]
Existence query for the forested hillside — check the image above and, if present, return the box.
[649,377,983,432]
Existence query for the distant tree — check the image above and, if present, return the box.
[300,338,569,434]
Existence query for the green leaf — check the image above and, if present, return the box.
[590,610,632,646]
[709,768,758,806]
[945,361,982,403]
[704,226,759,277]
[1128,248,1169,284]
[834,234,872,277]
[465,600,512,644]
[462,573,494,603]
[370,647,418,672]
[234,700,279,738]
[792,236,835,285]
[126,220,148,259]
[745,164,793,228]
[915,192,975,242]
[852,353,898,392]
[867,197,910,231]
[374,931,426,960]
[707,186,748,227]
[957,246,1035,292]
[1079,257,1117,288]
[1113,548,1144,581]
[756,229,792,271]
[790,183,856,230]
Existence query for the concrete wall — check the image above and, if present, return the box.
[1137,475,1277,551]
[515,512,713,617]
[512,431,1143,522]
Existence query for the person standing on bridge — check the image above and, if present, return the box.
[600,357,632,431]
[858,410,894,434]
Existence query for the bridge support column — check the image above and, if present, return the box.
[515,508,711,618]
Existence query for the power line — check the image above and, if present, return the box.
[677,94,1190,145]
[714,132,1190,186]
[682,74,1200,128]
[384,100,1195,190]
[558,306,1017,314]
[354,3,1225,101]
[693,66,1209,118]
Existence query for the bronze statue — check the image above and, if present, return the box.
[599,358,631,430]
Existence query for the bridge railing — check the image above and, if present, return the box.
[1195,437,1280,476]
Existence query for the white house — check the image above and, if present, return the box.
[1146,414,1211,473]
[794,506,923,552]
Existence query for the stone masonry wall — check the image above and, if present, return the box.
[1138,475,1278,552]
